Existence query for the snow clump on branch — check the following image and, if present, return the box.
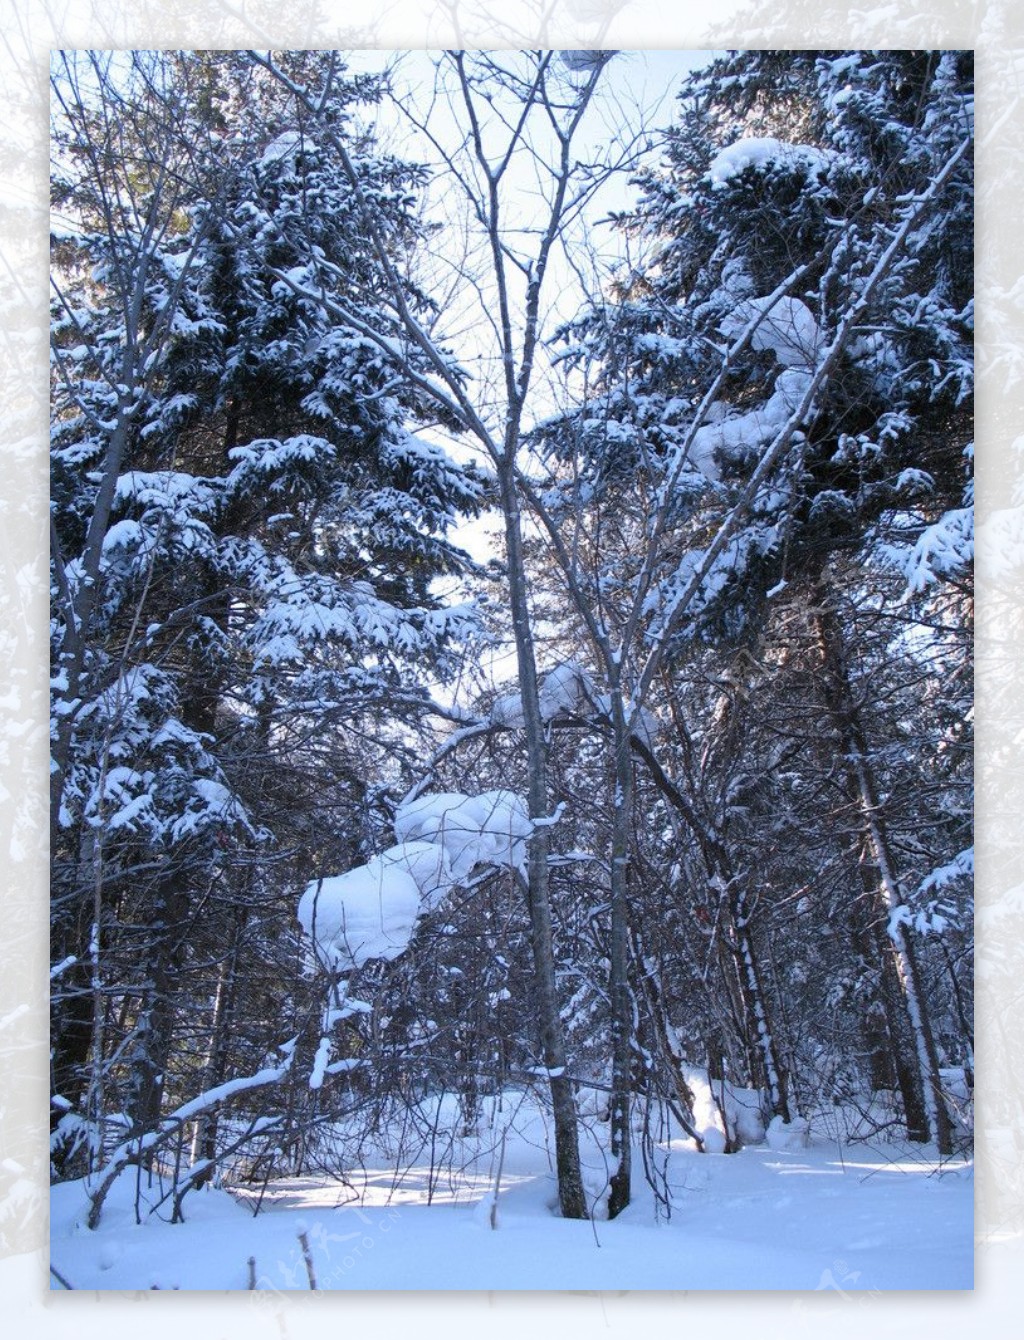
[298,791,533,972]
[720,295,822,372]
[706,137,834,189]
[393,789,533,882]
[297,860,422,973]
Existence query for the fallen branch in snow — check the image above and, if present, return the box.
[138,1116,286,1224]
[84,1057,293,1230]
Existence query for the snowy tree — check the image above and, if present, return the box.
[49,48,973,1228]
[248,47,658,1219]
[49,50,485,1182]
[527,49,972,1151]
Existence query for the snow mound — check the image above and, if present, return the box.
[298,861,422,971]
[765,1114,810,1151]
[688,1071,766,1148]
[539,661,595,718]
[374,840,456,913]
[489,661,594,727]
[721,295,822,371]
[489,691,526,727]
[701,1125,727,1154]
[259,130,305,165]
[689,366,813,478]
[299,791,533,974]
[732,1096,767,1146]
[393,791,469,846]
[485,665,660,747]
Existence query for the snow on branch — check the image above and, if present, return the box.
[707,137,836,189]
[84,1057,294,1230]
[298,790,534,974]
[903,507,973,591]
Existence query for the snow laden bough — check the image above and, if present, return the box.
[298,791,532,973]
[489,659,659,747]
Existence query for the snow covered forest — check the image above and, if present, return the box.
[49,48,974,1288]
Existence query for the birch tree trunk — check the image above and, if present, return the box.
[499,466,587,1219]
[815,597,952,1153]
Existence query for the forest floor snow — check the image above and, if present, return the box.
[51,1099,973,1292]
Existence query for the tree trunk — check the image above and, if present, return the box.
[189,909,246,1177]
[606,696,634,1217]
[724,871,792,1123]
[815,599,952,1153]
[500,465,586,1220]
[848,843,931,1140]
[123,874,192,1147]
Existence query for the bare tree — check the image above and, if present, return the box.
[246,48,662,1218]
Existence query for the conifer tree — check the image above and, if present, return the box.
[50,50,484,1178]
[531,49,972,1151]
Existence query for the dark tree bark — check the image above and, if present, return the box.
[606,696,634,1217]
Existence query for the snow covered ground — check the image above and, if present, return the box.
[50,1092,972,1292]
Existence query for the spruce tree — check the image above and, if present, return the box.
[50,50,484,1180]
